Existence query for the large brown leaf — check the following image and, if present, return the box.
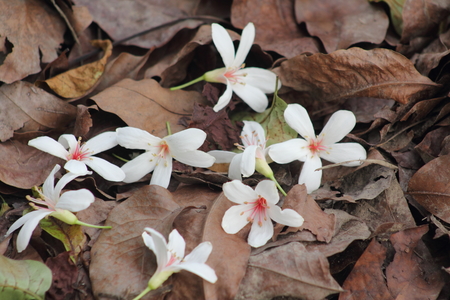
[91,78,207,137]
[295,0,389,53]
[89,185,182,299]
[236,242,343,300]
[0,81,77,142]
[274,47,440,104]
[231,0,320,58]
[72,0,204,49]
[408,155,450,223]
[0,0,66,83]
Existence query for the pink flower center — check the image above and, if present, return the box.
[166,252,179,267]
[223,64,247,85]
[308,138,327,155]
[68,140,91,161]
[157,141,170,159]
[244,196,269,227]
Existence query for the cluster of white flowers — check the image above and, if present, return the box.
[5,22,368,299]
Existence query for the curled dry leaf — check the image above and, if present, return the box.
[408,154,450,223]
[236,242,343,300]
[0,81,77,142]
[295,0,389,53]
[44,40,113,99]
[90,185,182,299]
[91,78,207,138]
[274,47,440,105]
[0,0,65,83]
[231,0,320,58]
[72,0,204,49]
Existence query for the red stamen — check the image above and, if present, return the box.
[245,196,269,227]
[308,139,327,155]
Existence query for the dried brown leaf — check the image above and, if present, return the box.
[0,0,66,83]
[91,78,207,138]
[236,242,343,300]
[408,155,450,223]
[45,251,78,300]
[295,0,389,53]
[275,47,440,105]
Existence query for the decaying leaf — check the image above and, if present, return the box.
[274,47,440,105]
[296,0,389,53]
[45,251,78,300]
[408,155,450,222]
[0,254,52,300]
[370,0,405,35]
[45,40,113,98]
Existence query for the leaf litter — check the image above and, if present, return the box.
[1,1,450,300]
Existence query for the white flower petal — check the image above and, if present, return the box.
[173,150,215,168]
[284,104,316,139]
[53,171,81,201]
[116,127,161,150]
[165,128,207,152]
[184,242,212,264]
[168,262,217,283]
[28,136,69,160]
[240,68,278,94]
[320,110,356,145]
[299,155,323,193]
[142,232,156,253]
[208,150,237,163]
[42,165,61,200]
[268,206,304,227]
[232,82,268,113]
[255,180,279,205]
[241,121,266,147]
[241,145,257,177]
[221,204,252,234]
[121,152,157,183]
[211,23,235,68]
[150,157,172,188]
[58,134,78,150]
[223,180,257,204]
[64,160,89,176]
[320,143,366,166]
[56,189,95,212]
[144,228,169,272]
[14,210,51,253]
[233,22,255,67]
[85,131,118,155]
[268,139,309,164]
[168,229,186,259]
[247,218,273,248]
[84,157,125,182]
[213,81,233,112]
[228,153,243,180]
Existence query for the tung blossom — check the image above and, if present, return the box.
[28,132,125,182]
[222,180,304,248]
[133,228,216,299]
[171,23,279,113]
[269,104,367,193]
[116,127,215,188]
[5,165,105,253]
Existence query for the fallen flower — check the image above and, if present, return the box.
[222,180,304,248]
[171,23,279,113]
[28,132,125,182]
[5,164,110,253]
[209,121,286,194]
[116,127,215,188]
[269,104,367,193]
[132,228,217,300]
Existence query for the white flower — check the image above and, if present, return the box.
[209,121,270,180]
[142,228,217,290]
[5,165,95,253]
[116,127,215,188]
[28,132,125,182]
[221,180,304,248]
[269,104,367,193]
[204,23,279,113]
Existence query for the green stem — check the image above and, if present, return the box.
[170,74,205,90]
[267,174,287,196]
[132,286,153,300]
[74,220,112,229]
[166,122,172,135]
[112,153,129,162]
